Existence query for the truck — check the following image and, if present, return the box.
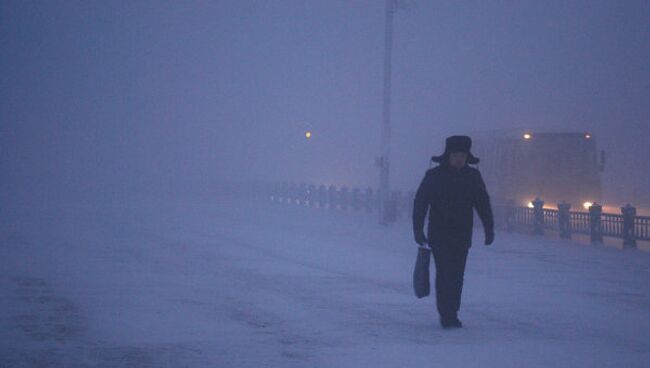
[471,131,605,211]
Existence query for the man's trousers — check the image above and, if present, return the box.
[431,244,469,320]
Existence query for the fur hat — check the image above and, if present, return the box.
[431,135,480,165]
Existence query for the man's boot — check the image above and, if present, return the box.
[440,315,461,329]
[450,316,463,328]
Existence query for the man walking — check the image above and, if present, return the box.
[412,135,494,329]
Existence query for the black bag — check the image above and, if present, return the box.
[413,246,431,298]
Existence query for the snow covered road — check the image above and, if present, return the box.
[2,195,650,367]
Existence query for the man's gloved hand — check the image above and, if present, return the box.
[415,232,428,246]
[485,231,495,246]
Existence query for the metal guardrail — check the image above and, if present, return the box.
[268,182,648,249]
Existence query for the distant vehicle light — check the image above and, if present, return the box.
[523,133,532,140]
[583,201,593,210]
[305,131,312,139]
[585,133,592,139]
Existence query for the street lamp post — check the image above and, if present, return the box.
[378,0,395,225]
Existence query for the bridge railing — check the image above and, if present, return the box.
[268,182,414,220]
[496,199,647,248]
[268,182,647,249]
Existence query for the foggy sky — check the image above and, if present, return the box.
[2,1,649,206]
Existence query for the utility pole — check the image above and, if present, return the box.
[378,0,395,224]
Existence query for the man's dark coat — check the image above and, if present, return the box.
[412,163,494,247]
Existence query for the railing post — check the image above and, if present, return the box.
[340,186,349,211]
[621,204,637,249]
[298,183,307,205]
[364,187,373,213]
[351,188,361,211]
[317,185,327,208]
[391,190,402,219]
[327,185,337,210]
[290,183,299,204]
[505,199,516,232]
[532,198,544,235]
[558,201,571,239]
[383,196,397,224]
[270,182,280,202]
[589,203,603,244]
[280,182,289,203]
[506,199,516,233]
[307,184,316,206]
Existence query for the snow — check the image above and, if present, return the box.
[2,195,650,367]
